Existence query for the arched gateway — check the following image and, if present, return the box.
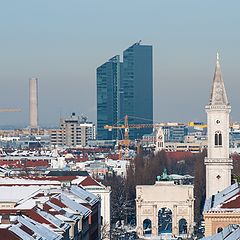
[136,171,194,238]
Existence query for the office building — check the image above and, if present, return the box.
[97,55,121,140]
[121,42,153,139]
[96,42,153,140]
[50,113,95,147]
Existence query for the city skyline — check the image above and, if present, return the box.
[1,1,240,127]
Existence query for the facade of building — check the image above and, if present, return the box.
[78,176,111,231]
[163,124,188,143]
[205,54,232,199]
[97,55,121,140]
[121,42,153,139]
[203,183,240,237]
[136,172,194,238]
[96,42,153,141]
[50,113,95,147]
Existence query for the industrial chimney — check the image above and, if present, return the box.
[29,77,38,129]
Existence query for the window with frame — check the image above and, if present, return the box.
[215,131,222,146]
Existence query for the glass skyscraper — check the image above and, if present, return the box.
[97,42,153,140]
[97,55,121,140]
[121,42,153,139]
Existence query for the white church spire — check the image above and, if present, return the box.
[205,53,232,199]
[209,52,229,106]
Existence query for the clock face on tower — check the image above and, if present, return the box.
[216,120,220,124]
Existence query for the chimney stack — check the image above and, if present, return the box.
[29,78,38,129]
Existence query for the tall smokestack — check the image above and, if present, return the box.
[29,78,38,129]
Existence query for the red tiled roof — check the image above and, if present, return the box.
[25,210,57,229]
[0,229,20,240]
[221,193,240,209]
[49,198,66,208]
[0,210,56,229]
[0,159,49,168]
[23,176,77,182]
[79,176,101,187]
[19,225,34,236]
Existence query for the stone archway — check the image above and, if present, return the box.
[179,218,187,235]
[143,218,152,237]
[158,207,172,235]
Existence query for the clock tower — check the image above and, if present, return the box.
[205,53,233,199]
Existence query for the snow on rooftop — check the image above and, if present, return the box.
[36,209,69,230]
[46,201,79,221]
[17,215,62,240]
[201,224,240,240]
[70,185,99,206]
[0,224,11,229]
[15,198,37,210]
[204,183,240,212]
[59,193,91,217]
[0,186,42,202]
[9,224,35,240]
[55,214,73,222]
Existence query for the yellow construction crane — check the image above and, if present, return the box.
[0,108,21,112]
[104,115,162,159]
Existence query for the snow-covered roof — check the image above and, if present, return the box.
[46,201,79,221]
[17,215,62,240]
[36,209,70,231]
[0,177,61,186]
[9,224,35,240]
[70,185,99,206]
[201,224,240,240]
[57,193,91,217]
[0,186,42,202]
[204,183,240,212]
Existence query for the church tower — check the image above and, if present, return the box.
[205,53,233,199]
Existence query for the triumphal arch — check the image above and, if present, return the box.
[136,170,194,238]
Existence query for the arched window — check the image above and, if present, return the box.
[215,133,219,146]
[215,131,222,147]
[219,133,222,146]
[143,219,152,236]
[179,218,187,235]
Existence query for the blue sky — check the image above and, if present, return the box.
[0,1,240,127]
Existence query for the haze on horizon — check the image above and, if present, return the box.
[0,0,240,128]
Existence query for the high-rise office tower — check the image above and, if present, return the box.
[97,55,121,140]
[96,42,153,140]
[121,42,153,139]
[29,77,38,129]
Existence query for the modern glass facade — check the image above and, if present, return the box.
[97,42,153,140]
[121,43,153,139]
[97,55,121,140]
